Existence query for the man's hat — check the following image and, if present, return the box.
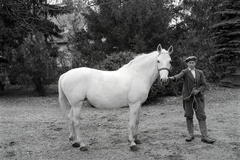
[185,56,197,63]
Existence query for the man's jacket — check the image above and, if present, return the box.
[173,68,208,101]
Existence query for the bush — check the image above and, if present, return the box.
[97,51,136,71]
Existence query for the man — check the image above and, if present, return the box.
[169,56,215,144]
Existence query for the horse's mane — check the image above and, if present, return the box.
[120,51,159,69]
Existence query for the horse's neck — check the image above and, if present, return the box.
[140,54,159,85]
[123,52,159,85]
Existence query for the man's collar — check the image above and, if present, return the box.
[188,68,196,71]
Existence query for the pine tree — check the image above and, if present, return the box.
[211,0,240,86]
[0,0,73,53]
[171,0,222,81]
[70,0,174,67]
[0,0,73,94]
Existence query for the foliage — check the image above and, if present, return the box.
[0,0,74,95]
[97,51,136,70]
[69,30,107,68]
[9,33,59,96]
[171,0,223,82]
[70,0,175,67]
[210,0,240,81]
[0,0,73,54]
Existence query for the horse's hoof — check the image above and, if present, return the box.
[134,139,142,144]
[80,146,88,151]
[72,142,80,148]
[130,145,139,151]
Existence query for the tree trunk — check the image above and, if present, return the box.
[0,82,5,91]
[32,77,46,96]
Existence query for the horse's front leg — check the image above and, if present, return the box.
[129,102,141,151]
[134,107,141,144]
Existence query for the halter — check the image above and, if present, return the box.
[157,67,171,84]
[158,67,171,73]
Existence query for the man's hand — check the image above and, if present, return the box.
[168,76,175,81]
[192,89,199,96]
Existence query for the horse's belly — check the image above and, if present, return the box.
[88,99,128,109]
[87,87,129,109]
[87,91,129,109]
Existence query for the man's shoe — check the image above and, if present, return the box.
[186,136,194,142]
[201,136,215,144]
[199,120,215,144]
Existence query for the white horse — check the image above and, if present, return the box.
[58,44,173,151]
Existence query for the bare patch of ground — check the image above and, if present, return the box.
[0,86,239,160]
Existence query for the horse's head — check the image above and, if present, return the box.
[156,44,173,86]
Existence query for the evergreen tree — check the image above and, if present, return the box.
[0,0,73,55]
[171,0,222,80]
[0,0,73,94]
[211,0,240,86]
[71,0,175,67]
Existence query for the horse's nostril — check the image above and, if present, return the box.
[160,78,168,83]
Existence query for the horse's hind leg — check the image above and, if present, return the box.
[71,102,88,151]
[68,108,76,141]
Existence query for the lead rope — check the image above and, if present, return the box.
[183,94,198,111]
[170,77,198,111]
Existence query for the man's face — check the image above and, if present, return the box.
[187,61,196,69]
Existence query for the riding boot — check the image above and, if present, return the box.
[199,120,215,144]
[186,119,194,142]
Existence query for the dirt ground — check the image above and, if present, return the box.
[0,85,240,160]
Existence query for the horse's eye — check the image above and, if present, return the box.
[157,60,160,63]
[170,60,172,64]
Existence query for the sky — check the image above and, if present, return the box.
[48,0,183,5]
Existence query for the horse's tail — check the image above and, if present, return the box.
[58,74,71,113]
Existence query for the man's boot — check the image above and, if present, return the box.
[199,120,215,144]
[186,118,194,142]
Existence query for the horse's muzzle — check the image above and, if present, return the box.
[160,78,169,86]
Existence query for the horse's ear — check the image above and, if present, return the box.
[157,44,162,53]
[168,45,173,54]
